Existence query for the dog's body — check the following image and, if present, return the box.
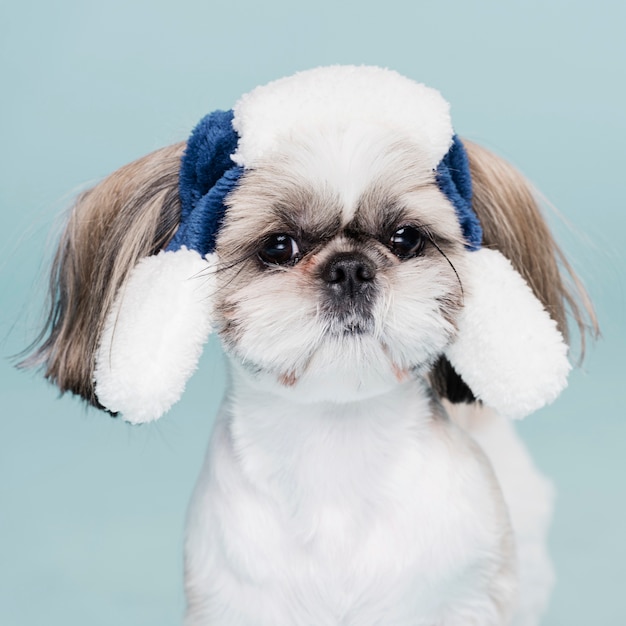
[185,377,526,626]
[25,67,594,625]
[182,366,554,626]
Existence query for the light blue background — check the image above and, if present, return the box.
[1,1,624,624]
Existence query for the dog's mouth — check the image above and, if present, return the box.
[342,321,368,336]
[324,313,375,338]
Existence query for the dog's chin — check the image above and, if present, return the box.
[230,330,419,405]
[331,317,374,338]
[222,296,456,404]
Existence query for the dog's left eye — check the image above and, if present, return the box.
[389,226,425,259]
[258,234,301,266]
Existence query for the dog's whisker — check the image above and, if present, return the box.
[427,235,464,299]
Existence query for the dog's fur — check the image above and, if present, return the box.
[25,125,596,624]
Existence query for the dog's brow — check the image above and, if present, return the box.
[273,195,343,241]
[350,195,407,236]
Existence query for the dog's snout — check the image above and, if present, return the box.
[321,253,376,298]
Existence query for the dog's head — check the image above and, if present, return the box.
[213,130,468,403]
[26,66,595,422]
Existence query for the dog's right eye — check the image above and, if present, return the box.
[258,234,301,266]
[389,225,425,259]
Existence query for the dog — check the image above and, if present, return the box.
[25,66,595,625]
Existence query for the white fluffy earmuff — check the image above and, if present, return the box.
[445,248,570,419]
[94,248,217,424]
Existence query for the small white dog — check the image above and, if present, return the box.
[26,67,595,625]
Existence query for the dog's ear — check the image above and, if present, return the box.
[25,110,241,425]
[22,143,185,411]
[22,142,220,423]
[438,140,596,418]
[95,110,241,424]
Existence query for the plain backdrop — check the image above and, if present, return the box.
[1,1,624,624]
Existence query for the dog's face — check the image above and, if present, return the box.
[213,128,468,401]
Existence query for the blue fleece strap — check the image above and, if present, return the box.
[168,109,243,255]
[436,135,482,250]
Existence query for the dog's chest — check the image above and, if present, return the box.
[186,388,506,624]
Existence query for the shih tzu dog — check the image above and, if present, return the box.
[25,66,595,625]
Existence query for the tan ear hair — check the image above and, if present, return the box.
[21,142,185,408]
[432,139,598,403]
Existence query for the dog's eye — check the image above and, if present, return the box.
[258,234,301,266]
[389,226,425,259]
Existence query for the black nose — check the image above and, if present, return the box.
[320,252,377,298]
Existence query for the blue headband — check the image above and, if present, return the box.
[436,135,482,251]
[168,111,482,255]
[167,110,243,255]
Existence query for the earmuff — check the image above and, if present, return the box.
[94,66,570,424]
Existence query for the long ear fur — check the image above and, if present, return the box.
[431,140,598,404]
[21,143,185,408]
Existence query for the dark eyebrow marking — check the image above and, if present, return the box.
[270,190,344,243]
[348,199,408,237]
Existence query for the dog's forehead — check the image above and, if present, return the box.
[284,127,438,221]
[224,130,443,240]
[224,167,343,240]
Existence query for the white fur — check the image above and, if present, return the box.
[447,402,555,626]
[185,371,517,626]
[94,248,217,424]
[271,126,439,219]
[232,65,453,171]
[446,248,571,419]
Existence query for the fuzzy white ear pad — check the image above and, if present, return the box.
[94,248,218,424]
[445,248,571,419]
[232,65,453,170]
